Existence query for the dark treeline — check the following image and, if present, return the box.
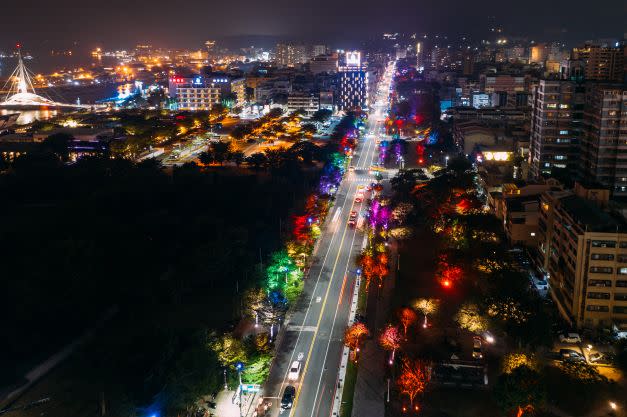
[0,152,320,415]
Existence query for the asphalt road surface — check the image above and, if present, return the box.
[262,62,395,417]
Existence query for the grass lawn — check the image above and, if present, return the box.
[340,360,358,417]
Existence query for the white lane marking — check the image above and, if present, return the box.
[276,157,361,403]
[331,207,342,223]
[308,184,365,417]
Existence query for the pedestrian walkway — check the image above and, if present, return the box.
[213,389,258,417]
[351,242,398,417]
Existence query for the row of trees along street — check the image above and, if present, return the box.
[0,114,348,416]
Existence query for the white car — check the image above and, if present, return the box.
[559,333,582,344]
[288,361,301,381]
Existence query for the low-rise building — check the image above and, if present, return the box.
[169,74,221,111]
[287,92,319,115]
[310,54,338,74]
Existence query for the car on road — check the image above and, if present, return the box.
[588,352,605,363]
[288,361,301,381]
[348,211,358,227]
[560,349,585,362]
[472,336,483,359]
[354,196,363,203]
[559,332,582,344]
[349,166,355,172]
[280,385,296,409]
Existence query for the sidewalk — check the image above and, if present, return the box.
[351,242,397,417]
[213,389,259,417]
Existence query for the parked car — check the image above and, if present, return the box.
[472,336,483,359]
[560,348,585,362]
[288,361,301,381]
[588,352,605,363]
[559,332,582,344]
[281,385,296,409]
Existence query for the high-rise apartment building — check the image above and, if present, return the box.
[572,44,625,82]
[416,41,424,70]
[530,44,548,65]
[581,84,627,196]
[338,51,368,111]
[537,187,627,329]
[276,43,308,67]
[529,80,585,178]
[311,44,327,58]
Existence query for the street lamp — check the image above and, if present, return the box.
[445,155,449,167]
[236,362,244,417]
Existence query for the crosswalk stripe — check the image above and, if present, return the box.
[287,325,318,332]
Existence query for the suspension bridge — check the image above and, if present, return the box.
[0,46,91,109]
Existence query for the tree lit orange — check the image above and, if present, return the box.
[344,322,369,360]
[397,358,431,407]
[398,307,418,337]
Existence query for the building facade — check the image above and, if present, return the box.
[276,43,308,67]
[572,44,624,82]
[537,190,627,328]
[529,80,585,178]
[287,92,320,115]
[169,75,221,110]
[580,85,627,196]
[338,51,368,111]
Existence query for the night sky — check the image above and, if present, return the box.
[1,0,625,50]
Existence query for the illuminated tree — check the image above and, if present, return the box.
[242,287,266,327]
[502,353,539,374]
[266,250,294,290]
[209,334,247,368]
[392,202,414,223]
[494,366,546,417]
[344,322,369,361]
[389,227,412,240]
[254,332,272,354]
[258,292,287,327]
[398,307,418,337]
[413,298,439,328]
[558,362,608,383]
[455,303,488,333]
[397,358,431,408]
[487,299,531,325]
[379,325,402,363]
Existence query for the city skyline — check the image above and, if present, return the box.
[1,0,625,50]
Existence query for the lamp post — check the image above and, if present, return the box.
[445,155,449,167]
[235,362,244,417]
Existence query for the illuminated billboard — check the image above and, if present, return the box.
[345,51,361,68]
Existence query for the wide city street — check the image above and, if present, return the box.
[262,61,396,417]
